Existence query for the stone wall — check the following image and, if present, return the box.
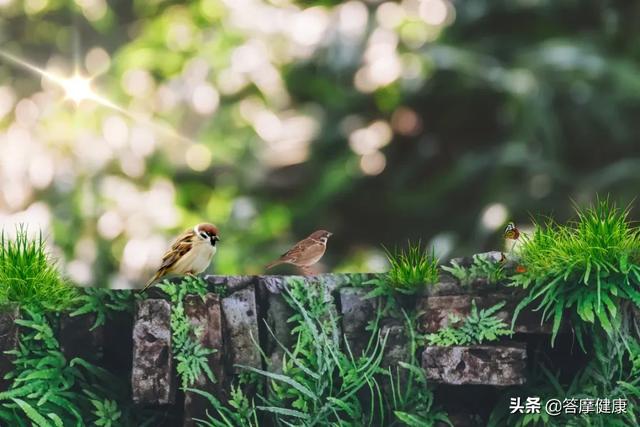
[0,253,569,426]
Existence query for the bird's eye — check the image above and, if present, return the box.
[199,232,208,239]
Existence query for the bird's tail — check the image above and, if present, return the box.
[265,260,282,270]
[139,271,162,293]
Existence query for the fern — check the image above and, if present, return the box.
[85,391,122,427]
[0,308,152,426]
[190,385,259,427]
[426,300,512,346]
[442,254,505,287]
[157,277,216,390]
[70,288,134,330]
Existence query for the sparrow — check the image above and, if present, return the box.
[266,230,333,275]
[141,223,220,291]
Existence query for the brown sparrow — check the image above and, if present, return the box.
[141,223,220,291]
[266,230,333,275]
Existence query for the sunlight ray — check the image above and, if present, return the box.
[0,50,194,144]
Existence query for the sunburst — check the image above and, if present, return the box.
[62,72,94,105]
[0,49,193,143]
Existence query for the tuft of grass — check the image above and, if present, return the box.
[512,198,640,346]
[0,226,77,311]
[383,241,439,294]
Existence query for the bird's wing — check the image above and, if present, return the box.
[141,229,194,291]
[157,230,194,273]
[280,239,323,263]
[293,241,326,265]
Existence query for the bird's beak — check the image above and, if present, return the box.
[328,232,333,237]
[211,235,220,245]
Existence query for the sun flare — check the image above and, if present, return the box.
[0,49,193,143]
[62,73,94,105]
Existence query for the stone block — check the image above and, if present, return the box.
[417,294,554,334]
[183,294,226,427]
[422,344,527,386]
[221,286,261,372]
[256,276,294,372]
[339,287,377,357]
[132,299,175,405]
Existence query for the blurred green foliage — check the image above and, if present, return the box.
[1,0,640,287]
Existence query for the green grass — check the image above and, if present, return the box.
[243,278,387,425]
[0,227,77,311]
[383,241,439,294]
[512,198,640,346]
[231,278,449,426]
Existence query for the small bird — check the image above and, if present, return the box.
[502,221,520,259]
[503,222,520,241]
[141,223,220,292]
[266,230,333,275]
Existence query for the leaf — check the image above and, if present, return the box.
[46,414,64,427]
[577,296,594,323]
[256,406,309,419]
[238,366,317,401]
[550,303,564,346]
[11,398,53,427]
[596,308,613,334]
[601,292,617,320]
[394,411,433,427]
[14,368,59,382]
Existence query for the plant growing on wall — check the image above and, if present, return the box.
[238,278,388,425]
[188,385,259,427]
[365,241,439,302]
[389,311,451,426]
[489,335,640,426]
[442,254,506,287]
[512,199,640,346]
[157,276,217,390]
[426,301,513,346]
[0,227,153,425]
[0,308,154,426]
[384,241,439,293]
[70,288,134,330]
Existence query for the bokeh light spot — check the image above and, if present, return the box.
[185,144,212,171]
[481,203,508,231]
[360,151,387,176]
